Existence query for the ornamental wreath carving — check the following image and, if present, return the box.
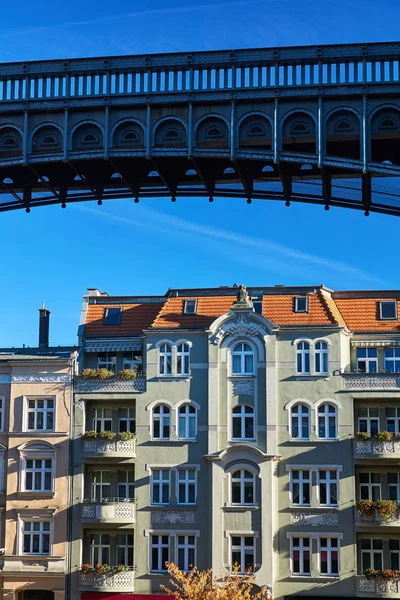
[151,511,195,524]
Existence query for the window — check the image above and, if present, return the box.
[90,533,110,565]
[356,348,377,373]
[315,341,329,374]
[116,534,134,566]
[25,459,52,492]
[318,403,337,439]
[122,350,142,371]
[178,469,197,505]
[159,343,172,376]
[232,405,255,440]
[358,407,379,436]
[230,535,255,574]
[290,469,311,506]
[91,471,111,501]
[176,343,190,376]
[183,300,197,314]
[294,296,308,313]
[291,404,310,440]
[319,537,339,576]
[386,407,400,434]
[388,473,400,501]
[151,469,170,505]
[0,397,4,431]
[178,404,197,440]
[380,301,397,320]
[152,405,170,440]
[318,470,338,506]
[151,534,169,572]
[361,539,383,571]
[93,408,112,433]
[97,353,116,372]
[23,521,50,555]
[384,349,400,373]
[253,300,262,314]
[117,471,135,499]
[291,537,311,576]
[177,535,196,571]
[231,469,255,505]
[27,398,54,431]
[118,408,135,433]
[104,307,122,325]
[232,343,254,375]
[390,539,400,570]
[296,342,310,374]
[359,472,381,501]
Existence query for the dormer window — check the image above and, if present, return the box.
[294,296,308,313]
[379,301,397,320]
[183,300,197,315]
[104,307,122,325]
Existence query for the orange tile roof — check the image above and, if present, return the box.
[151,296,235,328]
[84,303,164,336]
[334,298,400,331]
[320,291,347,329]
[262,292,338,326]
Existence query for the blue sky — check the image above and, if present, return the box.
[1,0,400,347]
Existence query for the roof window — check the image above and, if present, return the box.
[183,300,197,315]
[379,300,397,320]
[294,296,308,313]
[103,307,122,325]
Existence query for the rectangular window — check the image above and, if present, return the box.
[290,469,311,506]
[359,472,381,501]
[27,398,54,431]
[384,349,400,373]
[23,521,50,554]
[231,535,255,574]
[358,407,379,436]
[93,408,113,433]
[103,307,122,325]
[319,537,339,576]
[183,300,197,314]
[386,407,400,434]
[291,537,311,576]
[388,473,400,501]
[177,535,196,571]
[356,348,378,373]
[294,296,308,313]
[90,533,110,565]
[97,353,116,371]
[116,533,134,566]
[380,301,397,320]
[151,469,170,505]
[177,469,197,505]
[117,471,135,499]
[318,470,338,506]
[91,471,111,502]
[390,539,400,571]
[118,408,135,433]
[361,539,383,571]
[25,459,52,492]
[151,534,169,572]
[122,350,142,371]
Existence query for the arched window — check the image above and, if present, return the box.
[41,134,58,146]
[178,404,197,440]
[164,128,180,140]
[122,130,139,143]
[296,342,310,374]
[231,469,255,505]
[152,404,170,440]
[232,342,254,375]
[82,132,98,145]
[291,403,310,440]
[379,117,397,130]
[315,341,329,374]
[2,136,18,148]
[318,403,337,439]
[232,405,255,440]
[248,124,265,137]
[334,120,352,132]
[290,122,309,135]
[159,343,172,376]
[176,343,190,376]
[205,126,223,139]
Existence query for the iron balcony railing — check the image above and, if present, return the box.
[1,41,400,106]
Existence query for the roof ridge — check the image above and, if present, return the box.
[319,289,347,328]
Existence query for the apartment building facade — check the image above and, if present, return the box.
[70,284,400,600]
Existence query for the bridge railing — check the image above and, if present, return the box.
[1,42,400,105]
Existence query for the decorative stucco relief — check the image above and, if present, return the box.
[151,510,195,524]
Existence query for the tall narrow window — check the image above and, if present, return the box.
[386,407,400,434]
[291,537,311,576]
[176,343,190,376]
[232,343,254,375]
[356,348,377,373]
[361,539,383,571]
[116,534,134,566]
[150,534,169,572]
[296,342,310,374]
[230,535,255,574]
[388,473,400,501]
[319,537,339,576]
[23,521,50,555]
[178,404,197,440]
[151,469,170,505]
[318,403,337,439]
[177,535,196,571]
[231,469,255,505]
[117,471,135,499]
[318,470,338,506]
[290,469,311,506]
[118,408,135,433]
[359,472,381,501]
[315,341,329,374]
[25,458,52,492]
[390,539,400,571]
[177,469,197,505]
[159,343,172,376]
[384,349,400,372]
[232,405,255,440]
[358,408,379,436]
[291,404,310,440]
[152,405,170,440]
[90,533,110,565]
[93,408,112,433]
[27,398,54,432]
[91,471,111,501]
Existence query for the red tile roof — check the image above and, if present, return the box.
[84,303,164,336]
[151,296,235,329]
[334,298,400,331]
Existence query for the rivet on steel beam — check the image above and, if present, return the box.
[364,210,370,216]
[285,200,290,207]
[171,196,176,203]
[61,202,66,208]
[97,199,102,205]
[25,207,30,214]
[209,196,214,203]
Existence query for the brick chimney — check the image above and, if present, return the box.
[39,303,50,349]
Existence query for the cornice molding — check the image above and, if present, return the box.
[0,374,71,384]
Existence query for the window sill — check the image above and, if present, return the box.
[290,575,340,580]
[155,376,192,382]
[288,438,338,443]
[230,439,257,443]
[295,374,330,380]
[17,491,55,499]
[148,572,168,577]
[229,375,256,379]
[150,439,198,444]
[150,505,196,510]
[290,505,338,511]
[224,504,259,511]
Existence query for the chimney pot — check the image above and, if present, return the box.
[39,306,50,349]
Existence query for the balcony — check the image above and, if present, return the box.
[82,437,136,458]
[79,568,135,592]
[354,438,400,457]
[75,375,146,393]
[3,555,65,573]
[81,498,135,523]
[356,507,400,527]
[357,576,399,594]
[342,371,400,391]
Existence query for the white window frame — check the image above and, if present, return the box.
[152,404,171,440]
[177,469,197,505]
[25,396,55,432]
[384,348,400,373]
[294,296,308,313]
[290,469,311,507]
[21,519,51,555]
[93,408,113,433]
[183,300,197,314]
[232,404,255,441]
[357,407,379,436]
[230,534,255,574]
[18,444,56,494]
[296,342,310,375]
[116,533,134,566]
[231,342,254,376]
[90,533,111,565]
[91,470,111,502]
[317,403,337,440]
[230,469,256,506]
[360,538,383,571]
[176,343,190,376]
[97,352,116,371]
[290,536,311,576]
[178,404,197,440]
[118,408,135,433]
[315,341,329,374]
[290,403,310,440]
[158,343,172,376]
[390,539,400,571]
[151,468,171,505]
[176,534,197,571]
[386,407,400,434]
[388,473,400,502]
[379,300,397,320]
[150,533,170,573]
[317,469,338,507]
[356,348,378,373]
[359,472,381,501]
[117,470,135,499]
[24,458,53,493]
[319,537,340,577]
